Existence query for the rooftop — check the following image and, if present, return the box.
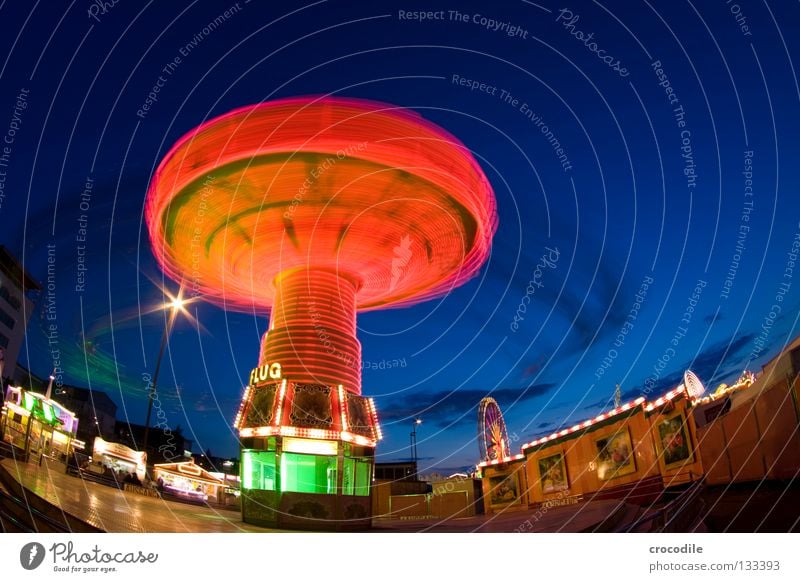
[0,245,42,292]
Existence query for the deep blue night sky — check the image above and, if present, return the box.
[1,0,799,474]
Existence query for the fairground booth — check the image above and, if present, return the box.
[478,383,704,514]
[90,436,146,482]
[476,455,528,514]
[152,460,227,503]
[693,337,800,485]
[0,385,83,462]
[234,363,381,529]
[478,340,800,515]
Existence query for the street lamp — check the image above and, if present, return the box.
[222,459,234,483]
[142,289,189,462]
[410,418,422,477]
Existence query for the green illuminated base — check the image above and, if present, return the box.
[240,436,373,531]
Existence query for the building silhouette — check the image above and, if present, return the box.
[113,421,192,464]
[0,246,41,387]
[51,384,118,451]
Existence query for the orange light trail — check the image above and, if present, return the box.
[146,96,497,395]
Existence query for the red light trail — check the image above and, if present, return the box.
[146,96,497,394]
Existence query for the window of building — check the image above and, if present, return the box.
[342,457,372,496]
[242,450,276,491]
[280,452,337,494]
[0,307,14,330]
[0,285,21,311]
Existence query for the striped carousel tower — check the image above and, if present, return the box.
[145,96,497,529]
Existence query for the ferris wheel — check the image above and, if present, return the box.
[478,397,510,462]
[683,369,707,398]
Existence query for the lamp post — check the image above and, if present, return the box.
[222,459,234,485]
[410,418,422,477]
[142,292,186,461]
[220,459,235,505]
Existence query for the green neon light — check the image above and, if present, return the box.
[280,453,336,494]
[242,452,252,490]
[42,403,54,423]
[355,459,371,496]
[280,453,286,492]
[23,393,35,412]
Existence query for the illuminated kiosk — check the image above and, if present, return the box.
[145,97,496,529]
[1,386,82,463]
[90,437,147,482]
[152,460,225,504]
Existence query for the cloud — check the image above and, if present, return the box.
[582,386,643,410]
[512,266,660,383]
[666,333,757,393]
[516,420,558,442]
[377,383,556,429]
[641,333,757,399]
[671,333,754,388]
[637,370,686,400]
[578,333,758,412]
